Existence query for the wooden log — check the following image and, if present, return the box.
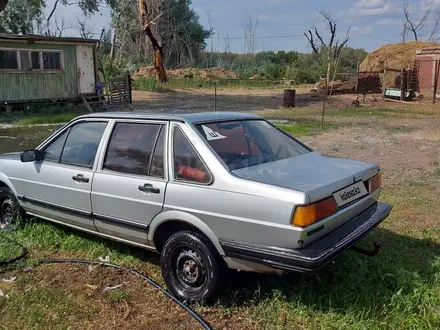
[283,89,296,108]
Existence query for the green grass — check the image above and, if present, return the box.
[106,289,130,303]
[16,113,83,126]
[0,103,88,126]
[275,121,338,136]
[0,287,93,330]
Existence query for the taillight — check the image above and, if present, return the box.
[292,197,338,228]
[367,173,382,193]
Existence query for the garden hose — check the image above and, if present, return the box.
[0,231,213,330]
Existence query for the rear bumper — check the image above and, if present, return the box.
[220,202,392,273]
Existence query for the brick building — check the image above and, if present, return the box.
[416,47,440,92]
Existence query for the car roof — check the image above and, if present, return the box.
[77,111,262,124]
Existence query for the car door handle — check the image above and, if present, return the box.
[138,184,160,194]
[72,174,90,183]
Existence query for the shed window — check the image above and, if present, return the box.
[0,49,63,71]
[20,52,31,70]
[43,52,62,70]
[0,50,18,70]
[31,52,41,70]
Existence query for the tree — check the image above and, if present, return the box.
[402,0,440,42]
[77,15,95,39]
[304,7,349,127]
[243,15,258,54]
[138,0,167,82]
[0,0,9,13]
[0,0,44,34]
[109,0,211,68]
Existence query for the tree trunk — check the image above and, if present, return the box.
[138,0,167,83]
[0,0,9,12]
[322,55,331,127]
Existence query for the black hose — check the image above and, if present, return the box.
[0,231,28,266]
[0,233,213,330]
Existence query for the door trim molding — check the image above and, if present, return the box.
[94,213,149,229]
[20,195,91,217]
[26,211,157,252]
[20,195,149,230]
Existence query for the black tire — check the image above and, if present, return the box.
[160,230,226,304]
[0,187,24,230]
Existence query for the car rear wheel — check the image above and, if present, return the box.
[0,187,23,230]
[160,231,226,304]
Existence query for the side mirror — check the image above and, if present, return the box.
[20,150,43,162]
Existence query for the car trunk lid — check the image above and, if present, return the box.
[232,151,380,204]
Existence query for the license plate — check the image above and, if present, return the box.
[333,181,368,207]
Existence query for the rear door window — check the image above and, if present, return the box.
[103,122,163,176]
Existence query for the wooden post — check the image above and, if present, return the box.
[126,73,133,105]
[400,68,405,102]
[214,81,217,111]
[433,60,439,104]
[283,89,296,108]
[355,63,360,94]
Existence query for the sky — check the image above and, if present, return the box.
[44,0,440,53]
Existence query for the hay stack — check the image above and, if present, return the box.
[360,41,440,72]
[360,41,440,88]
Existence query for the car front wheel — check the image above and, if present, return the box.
[160,230,226,304]
[0,187,23,230]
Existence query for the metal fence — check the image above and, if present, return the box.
[130,78,322,113]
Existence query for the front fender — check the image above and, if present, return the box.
[148,210,225,256]
[0,172,18,197]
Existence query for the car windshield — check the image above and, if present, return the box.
[195,120,310,171]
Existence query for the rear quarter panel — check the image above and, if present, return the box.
[159,180,309,249]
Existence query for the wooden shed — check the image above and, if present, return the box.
[0,34,100,104]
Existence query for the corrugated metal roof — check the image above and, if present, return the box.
[0,33,99,45]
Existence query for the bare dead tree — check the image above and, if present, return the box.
[77,15,95,39]
[205,10,215,54]
[224,31,231,53]
[50,16,74,37]
[304,7,349,127]
[428,11,440,41]
[243,15,259,54]
[138,0,167,82]
[402,0,433,41]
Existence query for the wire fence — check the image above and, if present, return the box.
[125,66,440,113]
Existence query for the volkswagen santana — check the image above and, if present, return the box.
[0,112,392,302]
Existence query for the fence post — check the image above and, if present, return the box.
[433,60,439,105]
[400,68,405,102]
[126,73,133,105]
[214,81,217,111]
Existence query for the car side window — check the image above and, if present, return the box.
[103,122,162,176]
[173,126,211,184]
[43,130,68,162]
[60,122,107,167]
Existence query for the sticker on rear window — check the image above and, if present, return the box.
[202,125,227,141]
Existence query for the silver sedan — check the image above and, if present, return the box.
[0,112,392,303]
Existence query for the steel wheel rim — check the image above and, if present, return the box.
[175,248,207,292]
[0,198,13,229]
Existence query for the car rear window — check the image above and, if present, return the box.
[195,120,310,170]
